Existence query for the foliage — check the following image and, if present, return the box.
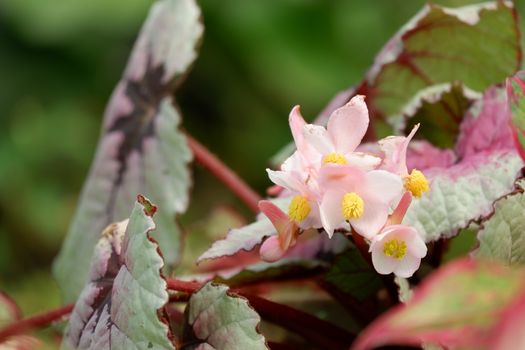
[2,1,525,349]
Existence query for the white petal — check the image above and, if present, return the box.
[393,254,421,278]
[302,124,334,155]
[266,169,302,192]
[299,199,322,229]
[371,243,397,275]
[320,189,345,237]
[345,152,381,171]
[406,232,428,258]
[327,95,369,153]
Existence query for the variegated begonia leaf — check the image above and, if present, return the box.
[405,150,522,242]
[358,1,520,121]
[53,0,203,302]
[196,217,276,264]
[475,179,525,265]
[0,293,41,350]
[352,258,525,350]
[404,87,523,242]
[507,71,525,162]
[197,198,290,263]
[183,283,268,350]
[62,196,174,350]
[395,83,480,147]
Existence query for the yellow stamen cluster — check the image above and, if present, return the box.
[322,153,348,165]
[383,239,407,259]
[404,169,429,198]
[341,192,364,220]
[288,195,311,223]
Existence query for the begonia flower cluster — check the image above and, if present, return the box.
[259,95,429,278]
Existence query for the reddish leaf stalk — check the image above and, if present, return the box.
[166,278,355,349]
[1,279,355,349]
[186,134,262,213]
[0,304,74,344]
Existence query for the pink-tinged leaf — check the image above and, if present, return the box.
[507,71,525,162]
[403,84,524,242]
[405,150,523,242]
[352,258,525,350]
[359,2,520,121]
[456,87,514,159]
[405,141,456,172]
[63,196,174,350]
[489,292,525,350]
[0,293,41,349]
[184,283,268,350]
[53,0,203,302]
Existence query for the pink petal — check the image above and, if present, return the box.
[258,200,294,249]
[379,124,420,175]
[393,254,421,278]
[388,192,412,225]
[289,105,307,152]
[302,124,334,155]
[345,152,381,171]
[327,95,369,153]
[319,189,345,237]
[350,195,389,240]
[371,243,397,275]
[364,170,404,208]
[260,235,286,262]
[318,164,365,190]
[378,135,405,173]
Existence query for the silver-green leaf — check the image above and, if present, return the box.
[53,0,203,302]
[184,283,268,350]
[63,196,174,350]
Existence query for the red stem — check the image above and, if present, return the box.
[0,304,74,344]
[1,279,355,349]
[166,278,354,349]
[186,134,262,213]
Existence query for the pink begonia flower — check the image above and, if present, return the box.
[379,124,430,198]
[369,224,427,278]
[266,167,321,230]
[258,200,299,262]
[318,165,403,239]
[288,106,322,173]
[301,95,381,171]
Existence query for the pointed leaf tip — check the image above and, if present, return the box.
[137,194,157,217]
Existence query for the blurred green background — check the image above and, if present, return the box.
[0,0,523,334]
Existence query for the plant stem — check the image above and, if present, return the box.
[186,134,262,213]
[166,278,355,349]
[0,304,74,344]
[245,293,354,349]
